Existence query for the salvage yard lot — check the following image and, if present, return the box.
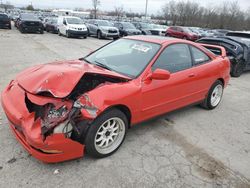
[0,27,250,188]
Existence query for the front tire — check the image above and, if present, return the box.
[201,80,224,110]
[58,29,61,36]
[97,30,102,39]
[66,30,70,38]
[85,109,128,158]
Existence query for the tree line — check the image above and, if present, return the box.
[161,0,250,30]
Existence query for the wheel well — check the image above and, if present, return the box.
[217,78,225,86]
[110,105,132,128]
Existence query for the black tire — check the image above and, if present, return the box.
[8,25,11,30]
[83,36,87,39]
[19,27,25,33]
[58,30,61,36]
[40,29,44,34]
[201,80,224,110]
[97,30,102,39]
[85,108,128,158]
[113,37,119,40]
[66,30,70,38]
[231,60,245,77]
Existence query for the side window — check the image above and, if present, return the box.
[152,44,192,73]
[191,46,210,65]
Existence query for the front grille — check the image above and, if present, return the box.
[24,21,40,27]
[108,30,117,33]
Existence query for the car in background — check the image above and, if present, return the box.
[58,16,88,38]
[1,36,230,163]
[87,19,119,40]
[150,24,168,36]
[206,29,231,37]
[114,22,141,37]
[17,13,44,34]
[45,17,58,34]
[132,22,152,35]
[166,26,199,41]
[189,27,210,38]
[0,13,11,29]
[197,31,250,77]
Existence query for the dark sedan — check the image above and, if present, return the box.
[45,17,58,33]
[0,13,11,29]
[114,22,141,37]
[17,13,44,34]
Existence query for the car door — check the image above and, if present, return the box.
[141,43,201,119]
[187,45,218,99]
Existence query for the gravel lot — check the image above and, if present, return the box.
[0,26,250,188]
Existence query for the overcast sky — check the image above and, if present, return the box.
[8,0,250,14]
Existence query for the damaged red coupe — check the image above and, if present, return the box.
[1,36,230,163]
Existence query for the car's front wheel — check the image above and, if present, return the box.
[201,80,224,110]
[85,109,128,158]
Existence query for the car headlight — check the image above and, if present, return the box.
[41,104,70,132]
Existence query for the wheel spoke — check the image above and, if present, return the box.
[96,136,103,143]
[98,139,106,147]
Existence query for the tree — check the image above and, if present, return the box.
[92,0,100,19]
[26,4,34,11]
[114,6,124,21]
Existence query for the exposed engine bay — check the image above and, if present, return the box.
[24,73,127,144]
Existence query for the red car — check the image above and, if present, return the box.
[1,36,230,163]
[166,26,199,41]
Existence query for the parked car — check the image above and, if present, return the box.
[17,13,44,34]
[45,17,58,33]
[132,22,152,35]
[57,16,88,38]
[150,24,168,36]
[197,31,250,77]
[1,36,230,163]
[0,13,11,29]
[206,29,231,37]
[114,22,141,37]
[166,26,199,41]
[87,19,119,39]
[189,27,210,38]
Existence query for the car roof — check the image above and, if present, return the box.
[125,35,190,45]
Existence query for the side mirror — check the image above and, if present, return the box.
[150,69,171,80]
[63,20,67,25]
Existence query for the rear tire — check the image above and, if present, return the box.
[85,109,128,158]
[201,80,224,110]
[40,29,44,34]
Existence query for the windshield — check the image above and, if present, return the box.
[84,39,161,78]
[122,22,136,29]
[21,14,38,20]
[97,20,112,26]
[66,18,83,24]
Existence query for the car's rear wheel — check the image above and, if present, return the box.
[40,29,44,34]
[58,29,61,36]
[231,59,245,77]
[201,80,224,110]
[85,109,128,158]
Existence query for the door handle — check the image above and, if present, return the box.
[188,73,196,78]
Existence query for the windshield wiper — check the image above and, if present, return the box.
[94,61,113,71]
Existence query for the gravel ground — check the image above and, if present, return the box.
[0,26,250,188]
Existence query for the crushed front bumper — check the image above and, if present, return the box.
[1,81,84,163]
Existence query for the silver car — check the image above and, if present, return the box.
[87,19,119,40]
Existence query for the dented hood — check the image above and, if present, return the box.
[16,60,129,98]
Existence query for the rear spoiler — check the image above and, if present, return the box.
[199,43,227,58]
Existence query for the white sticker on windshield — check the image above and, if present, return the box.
[131,44,151,52]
